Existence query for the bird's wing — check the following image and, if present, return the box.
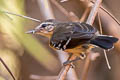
[71,22,97,39]
[50,22,97,50]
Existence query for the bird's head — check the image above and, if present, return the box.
[26,19,57,38]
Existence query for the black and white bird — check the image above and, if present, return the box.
[26,19,118,59]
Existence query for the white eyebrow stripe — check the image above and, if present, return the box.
[35,22,54,29]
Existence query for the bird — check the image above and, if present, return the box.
[26,19,118,63]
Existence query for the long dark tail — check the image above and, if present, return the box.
[90,35,118,49]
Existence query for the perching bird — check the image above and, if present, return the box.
[26,19,118,60]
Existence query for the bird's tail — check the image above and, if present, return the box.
[90,35,118,49]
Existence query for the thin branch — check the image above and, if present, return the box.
[51,0,68,17]
[0,11,41,22]
[80,7,90,22]
[79,0,120,25]
[97,13,103,34]
[81,54,91,80]
[57,54,77,80]
[69,12,80,22]
[79,0,91,8]
[58,64,71,80]
[57,52,78,80]
[98,13,111,69]
[51,0,79,21]
[0,58,16,80]
[90,1,120,25]
[103,50,111,69]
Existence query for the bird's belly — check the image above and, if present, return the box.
[64,44,94,56]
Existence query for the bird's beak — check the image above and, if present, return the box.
[25,30,36,34]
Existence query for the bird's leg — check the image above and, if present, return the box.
[63,57,80,66]
[63,53,75,68]
[63,53,86,66]
[66,53,73,61]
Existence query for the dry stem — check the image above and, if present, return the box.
[98,13,111,69]
[90,1,120,25]
[81,54,91,80]
[80,7,90,22]
[51,0,79,21]
[97,13,103,34]
[0,58,16,80]
[81,0,103,80]
[86,0,103,24]
[0,11,41,22]
[57,54,76,80]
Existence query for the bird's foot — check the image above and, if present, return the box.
[63,56,81,68]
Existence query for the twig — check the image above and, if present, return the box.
[0,58,16,80]
[0,11,41,22]
[69,12,80,22]
[97,13,102,34]
[57,51,78,80]
[103,50,111,69]
[80,7,90,22]
[50,0,79,21]
[90,1,120,25]
[98,13,111,69]
[79,0,91,8]
[79,0,120,25]
[51,0,68,17]
[58,64,71,80]
[81,54,91,80]
[57,54,77,80]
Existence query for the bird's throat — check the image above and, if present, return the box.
[36,32,53,38]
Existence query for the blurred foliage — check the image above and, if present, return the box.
[0,0,58,79]
[0,77,4,80]
[0,50,20,80]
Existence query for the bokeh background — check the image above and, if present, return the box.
[0,0,120,80]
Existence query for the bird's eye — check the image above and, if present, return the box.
[42,24,47,28]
